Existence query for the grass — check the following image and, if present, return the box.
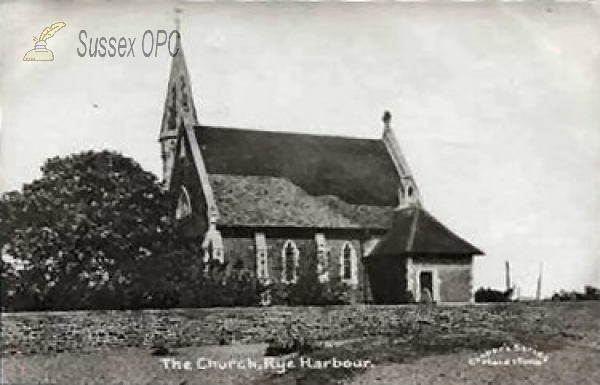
[260,301,600,385]
[2,301,599,385]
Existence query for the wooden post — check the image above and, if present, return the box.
[536,262,543,301]
[505,261,511,292]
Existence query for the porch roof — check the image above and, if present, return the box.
[370,206,484,256]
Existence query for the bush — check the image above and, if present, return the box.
[551,286,600,301]
[197,260,265,308]
[265,323,319,356]
[265,337,315,357]
[474,287,513,303]
[267,254,351,306]
[268,278,350,307]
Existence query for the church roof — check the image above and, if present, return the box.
[209,174,395,229]
[371,206,484,255]
[194,125,400,229]
[196,125,401,206]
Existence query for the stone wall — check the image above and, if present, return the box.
[1,303,533,356]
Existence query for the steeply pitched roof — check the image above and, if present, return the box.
[195,125,401,207]
[160,45,198,141]
[209,174,395,229]
[371,207,484,255]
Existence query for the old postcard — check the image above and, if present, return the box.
[1,1,599,384]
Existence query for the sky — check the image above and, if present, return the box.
[1,1,599,298]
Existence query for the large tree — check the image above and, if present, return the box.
[1,150,205,310]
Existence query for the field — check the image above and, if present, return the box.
[2,301,599,385]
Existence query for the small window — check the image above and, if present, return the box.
[203,240,214,269]
[258,254,268,279]
[315,233,329,282]
[282,240,299,283]
[175,186,192,220]
[255,233,269,281]
[179,140,187,159]
[340,242,358,284]
[320,250,330,274]
[342,245,352,279]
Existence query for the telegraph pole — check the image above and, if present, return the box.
[536,262,543,301]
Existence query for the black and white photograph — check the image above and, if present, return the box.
[1,1,599,384]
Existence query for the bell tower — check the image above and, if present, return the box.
[159,10,198,189]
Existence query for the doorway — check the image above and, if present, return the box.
[419,270,434,303]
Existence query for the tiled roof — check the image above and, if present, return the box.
[195,125,401,207]
[209,174,395,229]
[371,207,484,255]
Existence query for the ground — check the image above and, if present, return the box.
[2,302,599,385]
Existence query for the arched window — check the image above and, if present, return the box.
[340,242,358,284]
[175,186,192,220]
[204,240,214,265]
[400,179,419,206]
[282,240,299,283]
[202,228,224,267]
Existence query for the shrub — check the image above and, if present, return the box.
[551,286,600,301]
[265,323,319,356]
[265,337,315,357]
[474,287,513,303]
[267,254,352,306]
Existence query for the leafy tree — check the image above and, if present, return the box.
[1,257,17,310]
[1,150,203,311]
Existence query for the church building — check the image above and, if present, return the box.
[159,43,483,304]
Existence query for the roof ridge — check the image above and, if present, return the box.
[197,123,402,207]
[195,124,384,142]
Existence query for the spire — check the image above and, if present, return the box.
[159,17,197,140]
[381,110,422,208]
[158,7,199,186]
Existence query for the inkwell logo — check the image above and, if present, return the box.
[23,22,66,61]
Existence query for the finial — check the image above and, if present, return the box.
[174,7,183,31]
[382,110,391,130]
